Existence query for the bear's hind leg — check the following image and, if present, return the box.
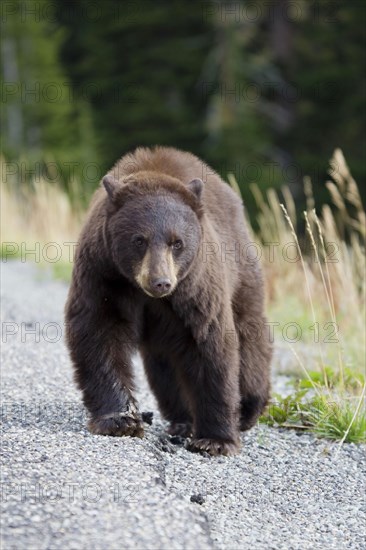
[141,349,193,437]
[238,317,272,431]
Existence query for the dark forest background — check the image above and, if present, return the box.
[1,0,365,215]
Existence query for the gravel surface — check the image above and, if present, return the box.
[1,261,365,550]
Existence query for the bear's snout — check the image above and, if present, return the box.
[150,277,172,297]
[135,247,178,298]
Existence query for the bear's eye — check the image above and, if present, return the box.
[133,236,146,248]
[172,239,183,250]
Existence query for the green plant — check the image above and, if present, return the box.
[260,387,366,444]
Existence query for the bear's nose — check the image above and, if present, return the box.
[150,277,172,295]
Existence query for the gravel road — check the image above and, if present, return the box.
[1,261,365,550]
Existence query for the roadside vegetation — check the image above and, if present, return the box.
[247,149,365,445]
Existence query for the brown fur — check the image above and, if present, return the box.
[65,146,272,456]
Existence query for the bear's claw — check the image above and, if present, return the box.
[187,438,240,456]
[167,422,193,438]
[88,409,144,438]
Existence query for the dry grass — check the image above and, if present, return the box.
[0,156,84,279]
[251,149,365,381]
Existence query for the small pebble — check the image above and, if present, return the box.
[190,494,205,505]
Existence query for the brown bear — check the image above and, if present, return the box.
[65,146,272,456]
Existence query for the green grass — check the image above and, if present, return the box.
[1,242,73,283]
[260,374,366,444]
[50,261,73,282]
[1,242,22,261]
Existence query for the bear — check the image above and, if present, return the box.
[65,146,272,456]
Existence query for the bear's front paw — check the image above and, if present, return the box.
[88,410,144,438]
[187,438,240,457]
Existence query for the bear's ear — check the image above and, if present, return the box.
[102,175,121,202]
[187,178,203,200]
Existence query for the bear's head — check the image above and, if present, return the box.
[102,172,203,298]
